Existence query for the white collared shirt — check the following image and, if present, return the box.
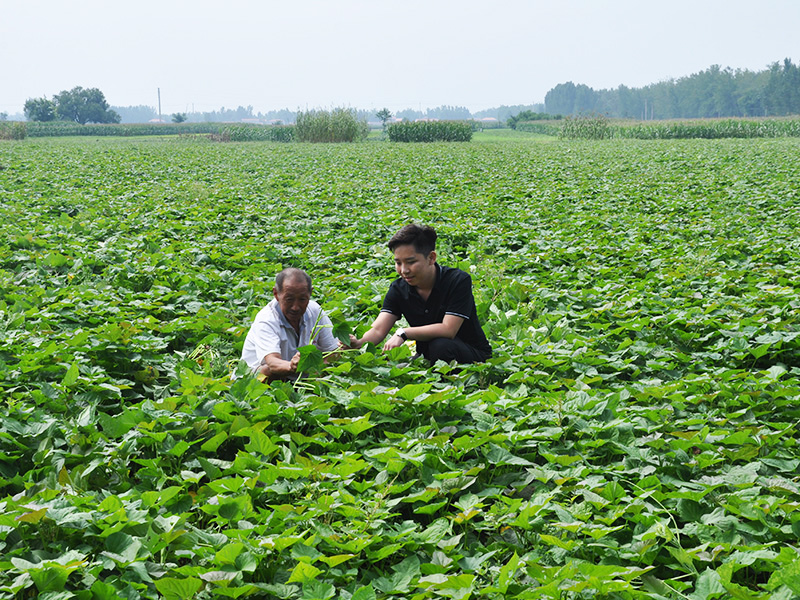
[241,299,338,370]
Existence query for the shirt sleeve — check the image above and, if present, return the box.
[312,310,340,353]
[381,281,403,316]
[443,272,474,320]
[252,315,284,361]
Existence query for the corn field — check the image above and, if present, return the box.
[295,108,369,143]
[0,122,27,140]
[386,120,473,142]
[24,122,221,137]
[219,125,295,142]
[559,113,612,140]
[518,116,800,140]
[615,117,800,139]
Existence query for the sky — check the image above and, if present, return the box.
[2,0,799,116]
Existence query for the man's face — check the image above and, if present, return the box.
[393,244,436,287]
[274,278,311,326]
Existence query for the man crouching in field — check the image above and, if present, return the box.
[348,224,492,364]
[241,268,339,380]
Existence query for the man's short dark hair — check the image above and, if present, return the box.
[388,224,437,256]
[275,268,312,293]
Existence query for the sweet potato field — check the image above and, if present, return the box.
[0,135,799,599]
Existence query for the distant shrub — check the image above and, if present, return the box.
[0,122,27,140]
[515,121,563,136]
[219,124,295,142]
[560,113,611,140]
[296,108,369,143]
[469,119,505,130]
[507,111,562,129]
[387,121,473,142]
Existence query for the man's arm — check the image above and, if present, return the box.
[350,311,398,349]
[263,351,300,378]
[382,314,464,351]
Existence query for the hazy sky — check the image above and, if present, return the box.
[2,0,799,115]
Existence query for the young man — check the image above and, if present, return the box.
[241,268,339,379]
[349,224,491,364]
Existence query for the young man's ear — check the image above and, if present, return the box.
[427,250,437,264]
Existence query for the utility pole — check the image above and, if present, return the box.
[158,88,162,122]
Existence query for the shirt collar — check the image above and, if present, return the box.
[274,301,305,334]
[406,263,441,299]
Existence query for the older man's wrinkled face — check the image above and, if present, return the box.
[274,278,311,329]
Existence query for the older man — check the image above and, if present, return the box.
[241,268,339,379]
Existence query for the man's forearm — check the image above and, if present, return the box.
[357,327,390,347]
[404,323,455,341]
[264,353,298,377]
[405,315,463,341]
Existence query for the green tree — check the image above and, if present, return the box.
[376,108,393,129]
[24,97,57,121]
[171,113,188,123]
[53,87,121,125]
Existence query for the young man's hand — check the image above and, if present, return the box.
[382,334,405,352]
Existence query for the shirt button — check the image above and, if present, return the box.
[425,310,429,313]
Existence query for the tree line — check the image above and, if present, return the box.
[544,58,800,119]
[20,58,798,127]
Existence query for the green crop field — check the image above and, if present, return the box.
[0,135,799,599]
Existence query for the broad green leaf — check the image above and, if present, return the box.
[484,443,533,466]
[62,362,79,387]
[288,562,321,584]
[396,383,431,400]
[16,508,47,523]
[302,580,335,600]
[767,553,800,594]
[351,584,377,600]
[297,345,323,373]
[245,430,279,456]
[30,566,71,592]
[154,577,203,600]
[690,568,726,600]
[215,542,244,566]
[498,552,520,593]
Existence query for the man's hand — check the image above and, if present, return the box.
[382,334,405,352]
[289,351,300,372]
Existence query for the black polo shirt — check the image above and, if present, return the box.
[381,264,491,357]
